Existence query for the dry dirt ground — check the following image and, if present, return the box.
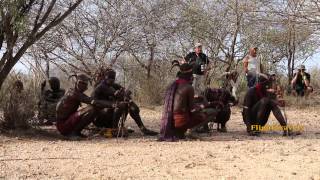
[0,106,320,180]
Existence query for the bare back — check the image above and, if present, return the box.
[173,83,194,113]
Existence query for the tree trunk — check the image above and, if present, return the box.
[147,45,155,79]
[46,60,50,78]
[0,56,16,89]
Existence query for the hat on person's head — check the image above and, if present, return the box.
[194,43,202,48]
[180,63,193,73]
[77,74,90,83]
[177,63,193,80]
[105,69,116,79]
[298,65,306,70]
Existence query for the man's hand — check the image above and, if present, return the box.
[180,59,187,64]
[307,86,313,92]
[114,88,125,98]
[277,99,285,107]
[229,99,238,106]
[191,104,205,113]
[114,101,128,109]
[267,88,276,93]
[300,70,304,76]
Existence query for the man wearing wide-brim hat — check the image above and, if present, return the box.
[291,65,313,96]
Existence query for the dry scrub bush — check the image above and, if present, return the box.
[0,73,40,129]
[117,59,175,106]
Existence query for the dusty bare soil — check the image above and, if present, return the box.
[0,106,320,180]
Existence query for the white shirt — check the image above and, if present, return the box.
[247,55,260,73]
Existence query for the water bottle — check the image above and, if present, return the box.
[201,64,205,72]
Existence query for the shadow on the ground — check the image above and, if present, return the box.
[1,125,319,143]
[0,125,64,141]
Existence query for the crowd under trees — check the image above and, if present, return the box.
[1,0,320,104]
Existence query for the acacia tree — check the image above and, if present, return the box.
[0,0,83,89]
[124,0,181,79]
[247,0,318,84]
[29,0,138,77]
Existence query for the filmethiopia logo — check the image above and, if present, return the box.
[251,124,304,132]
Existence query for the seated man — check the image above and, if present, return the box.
[56,74,113,138]
[38,77,65,124]
[291,65,313,97]
[201,88,237,132]
[242,74,290,136]
[159,63,216,141]
[91,70,158,136]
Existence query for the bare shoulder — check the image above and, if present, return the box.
[243,55,249,62]
[178,83,193,91]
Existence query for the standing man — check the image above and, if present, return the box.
[243,47,263,88]
[291,65,313,97]
[184,43,210,96]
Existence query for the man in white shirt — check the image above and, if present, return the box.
[243,47,263,88]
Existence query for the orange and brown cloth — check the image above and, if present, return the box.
[101,128,129,138]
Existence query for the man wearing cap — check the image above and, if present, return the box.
[291,65,313,96]
[184,43,210,96]
[56,74,113,139]
[91,70,158,136]
[243,47,263,88]
[159,63,215,141]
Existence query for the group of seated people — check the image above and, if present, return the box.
[159,62,295,141]
[38,63,303,140]
[39,70,158,139]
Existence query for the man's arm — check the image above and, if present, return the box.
[184,52,192,63]
[243,89,255,123]
[291,73,298,86]
[260,63,264,74]
[78,92,114,108]
[303,73,311,87]
[186,86,197,112]
[113,83,123,90]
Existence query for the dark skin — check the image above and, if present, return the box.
[56,80,112,122]
[173,83,195,113]
[56,79,113,137]
[204,88,237,132]
[172,77,217,138]
[92,72,158,136]
[40,78,64,103]
[242,83,288,136]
